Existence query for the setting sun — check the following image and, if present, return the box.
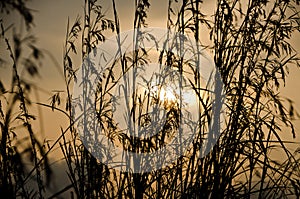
[159,87,177,103]
[149,85,178,107]
[2,0,300,197]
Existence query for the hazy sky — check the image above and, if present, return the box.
[1,0,300,157]
[1,2,300,197]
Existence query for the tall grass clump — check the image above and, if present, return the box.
[0,1,52,198]
[1,0,300,198]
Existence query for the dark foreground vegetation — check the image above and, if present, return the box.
[1,0,300,198]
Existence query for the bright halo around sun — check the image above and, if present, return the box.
[73,27,225,173]
[149,85,178,107]
[160,87,177,103]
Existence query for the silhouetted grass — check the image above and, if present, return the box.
[0,1,52,198]
[1,0,300,198]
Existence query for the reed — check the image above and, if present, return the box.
[1,0,300,198]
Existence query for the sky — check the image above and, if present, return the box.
[1,0,300,168]
[0,0,214,143]
[1,0,300,196]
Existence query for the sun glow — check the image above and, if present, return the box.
[159,87,177,103]
[149,85,178,105]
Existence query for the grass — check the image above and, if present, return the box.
[0,0,300,198]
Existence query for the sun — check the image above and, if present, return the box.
[149,85,178,108]
[159,87,177,103]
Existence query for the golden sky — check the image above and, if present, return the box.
[0,0,299,156]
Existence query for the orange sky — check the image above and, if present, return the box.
[0,0,299,160]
